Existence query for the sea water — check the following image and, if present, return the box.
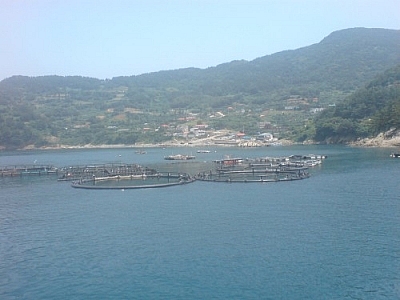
[0,145,399,299]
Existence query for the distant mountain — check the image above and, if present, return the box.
[0,27,399,149]
[247,27,400,91]
[2,27,400,106]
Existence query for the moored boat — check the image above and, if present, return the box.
[164,154,196,160]
[213,157,243,166]
[135,150,147,154]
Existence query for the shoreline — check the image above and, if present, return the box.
[3,133,400,151]
[7,138,297,151]
[349,129,400,148]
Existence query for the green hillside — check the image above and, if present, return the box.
[312,64,400,143]
[0,28,399,149]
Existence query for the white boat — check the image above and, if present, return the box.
[164,154,196,160]
[135,150,147,154]
[197,150,211,153]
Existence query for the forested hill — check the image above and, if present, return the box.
[2,27,400,108]
[88,28,400,96]
[313,64,400,143]
[0,27,400,149]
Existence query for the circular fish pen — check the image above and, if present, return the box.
[71,173,194,189]
[195,167,310,183]
[194,154,318,183]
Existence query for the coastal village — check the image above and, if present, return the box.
[158,127,281,148]
[86,93,326,150]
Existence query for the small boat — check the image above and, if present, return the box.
[197,150,211,153]
[390,153,400,158]
[135,150,147,154]
[164,154,196,160]
[213,157,243,166]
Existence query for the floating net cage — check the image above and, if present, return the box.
[59,154,323,189]
[196,168,310,183]
[71,173,194,189]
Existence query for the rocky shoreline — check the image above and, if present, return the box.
[350,128,400,148]
[3,129,400,151]
[12,137,296,151]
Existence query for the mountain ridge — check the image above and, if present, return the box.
[3,27,399,84]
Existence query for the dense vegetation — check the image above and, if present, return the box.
[0,28,399,149]
[312,64,400,143]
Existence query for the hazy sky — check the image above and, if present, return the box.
[1,0,399,80]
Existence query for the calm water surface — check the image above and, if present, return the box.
[0,145,399,299]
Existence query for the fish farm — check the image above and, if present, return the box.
[0,154,326,189]
[0,164,58,176]
[71,173,195,189]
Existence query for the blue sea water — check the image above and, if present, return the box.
[0,145,399,299]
